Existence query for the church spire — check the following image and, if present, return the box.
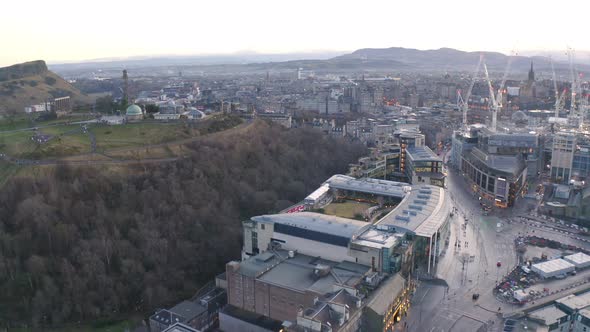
[528,61,535,82]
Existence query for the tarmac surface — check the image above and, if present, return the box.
[397,149,579,332]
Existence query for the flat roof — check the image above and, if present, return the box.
[528,305,568,325]
[556,291,590,311]
[469,147,525,176]
[162,323,200,332]
[170,300,206,319]
[580,308,590,319]
[376,184,449,238]
[366,274,406,315]
[253,250,370,294]
[305,183,330,202]
[352,228,403,249]
[488,133,539,147]
[221,305,284,331]
[325,174,411,199]
[406,146,442,162]
[563,252,590,266]
[252,212,369,240]
[486,154,524,174]
[234,252,282,278]
[532,259,575,274]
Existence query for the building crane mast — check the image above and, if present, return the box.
[483,62,496,129]
[461,54,484,130]
[567,47,586,129]
[482,54,512,132]
[551,57,561,118]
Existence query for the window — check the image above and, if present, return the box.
[252,231,258,252]
[260,224,265,230]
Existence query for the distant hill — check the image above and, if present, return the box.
[48,47,590,78]
[0,60,92,114]
[332,47,581,74]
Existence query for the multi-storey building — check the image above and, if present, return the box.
[405,146,445,188]
[461,147,527,207]
[551,132,577,184]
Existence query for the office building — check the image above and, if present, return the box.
[551,132,576,184]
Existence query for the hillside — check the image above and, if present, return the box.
[333,46,574,73]
[50,47,590,77]
[0,120,367,327]
[0,60,92,114]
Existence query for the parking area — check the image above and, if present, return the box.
[494,234,590,305]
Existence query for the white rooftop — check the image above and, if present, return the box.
[352,227,403,249]
[325,174,411,199]
[528,305,568,325]
[252,212,369,239]
[305,183,330,202]
[563,252,590,266]
[556,291,590,311]
[376,184,449,238]
[532,259,575,274]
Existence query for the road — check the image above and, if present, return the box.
[402,148,590,331]
[402,152,525,332]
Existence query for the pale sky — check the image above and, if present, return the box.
[2,0,589,66]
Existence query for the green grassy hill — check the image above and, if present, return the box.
[0,60,93,114]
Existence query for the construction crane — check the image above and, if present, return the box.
[558,89,568,115]
[567,48,587,128]
[482,54,513,132]
[551,57,562,118]
[568,48,578,116]
[460,54,484,130]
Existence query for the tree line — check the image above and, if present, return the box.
[0,120,367,327]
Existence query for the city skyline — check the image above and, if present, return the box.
[3,0,590,67]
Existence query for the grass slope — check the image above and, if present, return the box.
[0,63,92,114]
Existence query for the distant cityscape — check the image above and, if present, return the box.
[3,45,590,332]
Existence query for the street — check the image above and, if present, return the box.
[402,151,524,332]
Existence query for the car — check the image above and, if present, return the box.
[497,261,502,267]
[505,319,517,326]
[503,326,514,332]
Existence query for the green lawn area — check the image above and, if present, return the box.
[92,123,190,151]
[0,130,38,156]
[0,124,90,159]
[26,132,90,158]
[0,114,94,133]
[321,200,374,219]
[0,115,33,131]
[0,122,193,158]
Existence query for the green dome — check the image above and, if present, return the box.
[126,104,142,116]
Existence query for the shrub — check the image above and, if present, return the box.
[44,76,57,85]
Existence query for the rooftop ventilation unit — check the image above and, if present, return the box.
[409,204,423,211]
[403,210,418,216]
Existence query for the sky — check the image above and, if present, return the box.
[2,0,590,67]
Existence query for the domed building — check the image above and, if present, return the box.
[126,104,143,121]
